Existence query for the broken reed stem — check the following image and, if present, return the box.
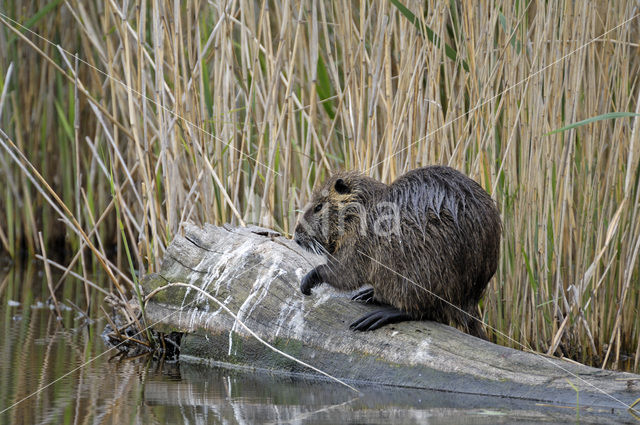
[35,254,110,296]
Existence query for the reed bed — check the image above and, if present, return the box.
[0,0,639,370]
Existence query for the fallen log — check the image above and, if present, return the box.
[142,224,640,413]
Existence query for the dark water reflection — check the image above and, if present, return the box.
[0,263,635,424]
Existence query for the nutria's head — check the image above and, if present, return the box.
[294,171,387,256]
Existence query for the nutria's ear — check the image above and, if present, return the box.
[334,178,350,194]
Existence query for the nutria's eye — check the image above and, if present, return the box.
[313,203,323,213]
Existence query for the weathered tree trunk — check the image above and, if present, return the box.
[142,224,640,410]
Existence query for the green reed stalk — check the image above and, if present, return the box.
[1,0,638,370]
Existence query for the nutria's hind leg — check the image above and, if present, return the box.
[350,306,412,331]
[467,318,488,340]
[456,308,488,340]
[350,287,380,304]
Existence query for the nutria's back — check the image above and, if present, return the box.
[294,166,501,338]
[366,166,500,334]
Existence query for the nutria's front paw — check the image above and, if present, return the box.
[300,268,321,295]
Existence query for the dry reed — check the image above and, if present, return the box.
[0,0,639,370]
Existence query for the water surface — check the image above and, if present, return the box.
[0,262,634,424]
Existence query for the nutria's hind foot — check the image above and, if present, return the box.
[350,287,379,304]
[350,306,412,331]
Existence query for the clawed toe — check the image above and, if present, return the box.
[349,307,412,331]
[351,287,376,304]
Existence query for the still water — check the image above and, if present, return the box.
[0,262,635,424]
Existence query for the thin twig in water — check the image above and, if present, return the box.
[38,232,63,321]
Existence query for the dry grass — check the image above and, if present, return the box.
[0,0,639,370]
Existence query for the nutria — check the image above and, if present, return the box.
[293,166,501,339]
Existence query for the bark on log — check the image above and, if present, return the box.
[142,224,640,411]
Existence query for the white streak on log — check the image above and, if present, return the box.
[230,257,285,355]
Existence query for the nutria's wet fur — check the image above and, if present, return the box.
[294,166,501,339]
